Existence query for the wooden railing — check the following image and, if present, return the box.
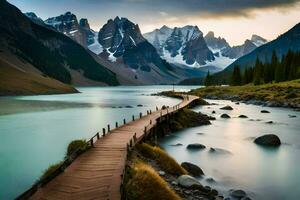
[17,94,193,200]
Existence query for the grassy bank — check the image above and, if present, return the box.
[0,58,78,96]
[189,79,300,108]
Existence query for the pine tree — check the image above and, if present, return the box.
[253,57,262,85]
[231,65,242,86]
[204,71,211,86]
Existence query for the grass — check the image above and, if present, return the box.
[126,161,182,200]
[169,108,211,131]
[190,79,300,107]
[40,139,90,181]
[136,143,187,175]
[40,162,63,181]
[0,57,78,96]
[66,140,90,157]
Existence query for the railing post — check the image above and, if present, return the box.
[147,110,149,115]
[150,110,152,114]
[97,132,100,139]
[129,139,133,148]
[140,112,142,118]
[102,128,106,136]
[108,124,110,132]
[123,118,126,124]
[116,122,118,128]
[134,133,137,142]
[156,106,158,111]
[132,115,135,121]
[90,139,94,147]
[150,119,152,125]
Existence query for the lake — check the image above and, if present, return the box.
[0,85,197,199]
[159,99,300,200]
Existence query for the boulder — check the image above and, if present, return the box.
[158,170,165,176]
[221,113,231,118]
[137,104,143,107]
[125,105,133,108]
[254,134,281,146]
[261,110,270,113]
[209,148,232,155]
[220,105,233,110]
[235,102,240,105]
[238,115,248,118]
[230,189,247,199]
[266,121,273,124]
[170,143,183,146]
[212,110,216,114]
[177,175,202,188]
[181,162,204,176]
[288,114,297,118]
[187,143,206,150]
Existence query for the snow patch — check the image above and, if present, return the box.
[108,49,117,62]
[204,48,236,69]
[88,32,103,55]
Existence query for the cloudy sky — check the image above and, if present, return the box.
[8,0,300,45]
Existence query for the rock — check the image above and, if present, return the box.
[209,148,232,155]
[171,181,178,186]
[211,189,218,196]
[212,110,216,114]
[206,178,216,183]
[158,170,165,176]
[266,121,273,124]
[238,115,248,118]
[261,110,270,113]
[181,162,204,176]
[230,189,247,199]
[197,132,205,135]
[125,105,133,108]
[177,175,202,188]
[204,186,211,193]
[137,104,143,107]
[221,113,231,118]
[187,143,206,150]
[288,114,297,118]
[254,134,281,146]
[235,102,240,105]
[220,105,233,110]
[170,143,183,146]
[241,197,252,200]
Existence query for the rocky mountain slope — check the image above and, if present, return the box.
[144,25,214,67]
[202,22,300,84]
[0,0,119,95]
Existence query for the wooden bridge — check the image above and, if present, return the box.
[26,94,198,200]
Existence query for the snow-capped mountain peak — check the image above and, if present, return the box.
[251,34,268,47]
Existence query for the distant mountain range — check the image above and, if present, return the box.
[2,0,299,94]
[180,22,300,85]
[144,26,267,71]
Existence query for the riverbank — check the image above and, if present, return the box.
[189,79,300,109]
[124,107,224,200]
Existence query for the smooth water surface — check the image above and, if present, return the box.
[159,100,300,200]
[0,85,198,199]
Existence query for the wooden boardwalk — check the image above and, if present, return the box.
[30,95,198,200]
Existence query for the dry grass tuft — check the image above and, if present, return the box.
[126,162,182,200]
[137,143,187,175]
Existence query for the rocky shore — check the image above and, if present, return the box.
[201,94,300,109]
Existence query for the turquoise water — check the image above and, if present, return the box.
[0,86,198,199]
[159,99,300,200]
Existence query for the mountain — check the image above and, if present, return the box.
[251,34,268,46]
[44,12,91,47]
[207,22,300,84]
[144,25,214,68]
[24,12,44,26]
[0,0,119,95]
[204,31,230,50]
[221,39,258,59]
[86,17,185,84]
